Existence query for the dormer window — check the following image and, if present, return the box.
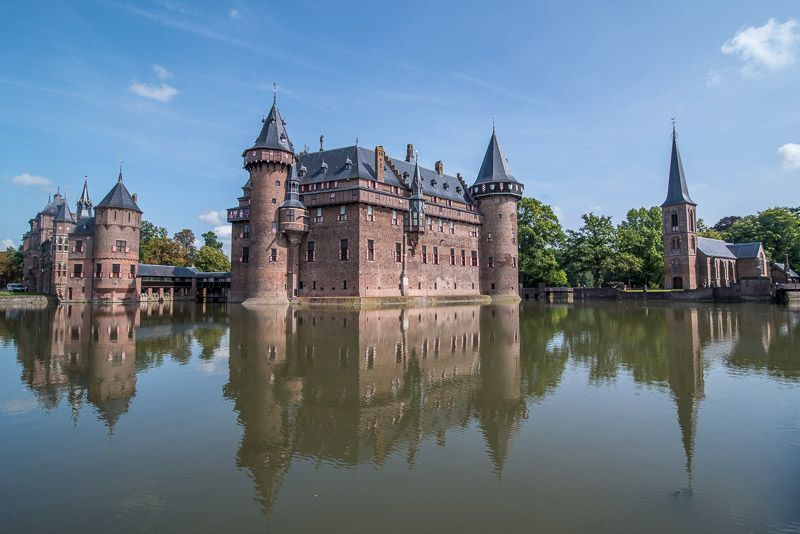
[345,158,353,170]
[443,182,449,190]
[456,186,462,194]
[430,178,437,188]
[321,161,328,172]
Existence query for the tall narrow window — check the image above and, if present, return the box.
[242,223,251,239]
[366,205,374,222]
[433,246,439,265]
[339,205,347,221]
[671,212,679,231]
[315,207,323,223]
[437,219,444,232]
[340,239,349,260]
[450,248,456,266]
[307,241,316,262]
[422,245,428,264]
[112,263,121,278]
[488,256,494,268]
[367,239,375,261]
[241,247,249,263]
[395,242,402,263]
[471,250,478,267]
[391,209,398,225]
[270,248,278,262]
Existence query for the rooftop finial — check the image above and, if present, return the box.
[355,136,359,147]
[319,133,324,152]
[671,117,677,140]
[273,82,277,106]
[492,115,496,134]
[118,158,123,182]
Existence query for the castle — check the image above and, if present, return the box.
[661,126,769,290]
[21,171,143,302]
[227,97,523,304]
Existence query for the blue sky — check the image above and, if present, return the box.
[2,0,799,252]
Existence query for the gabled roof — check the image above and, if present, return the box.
[472,129,519,187]
[773,262,799,278]
[662,129,696,207]
[696,237,736,259]
[137,264,198,278]
[96,173,142,212]
[296,146,472,204]
[252,100,293,153]
[726,242,762,259]
[40,193,62,216]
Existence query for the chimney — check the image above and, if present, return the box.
[435,160,443,175]
[375,146,385,182]
[406,144,414,162]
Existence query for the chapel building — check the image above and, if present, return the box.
[662,127,768,289]
[227,98,523,303]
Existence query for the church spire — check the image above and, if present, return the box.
[662,123,696,207]
[252,93,293,153]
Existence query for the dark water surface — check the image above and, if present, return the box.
[0,301,798,533]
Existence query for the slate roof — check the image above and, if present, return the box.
[279,164,305,209]
[252,100,293,153]
[696,237,737,259]
[662,129,696,207]
[54,197,74,222]
[96,173,142,212]
[40,193,63,216]
[137,264,231,278]
[472,129,520,187]
[73,217,95,234]
[296,146,471,204]
[773,262,799,278]
[726,242,762,259]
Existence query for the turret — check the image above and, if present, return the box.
[92,166,142,301]
[469,128,523,298]
[404,156,426,235]
[76,177,93,219]
[230,90,295,304]
[661,124,698,290]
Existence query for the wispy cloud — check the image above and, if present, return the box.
[213,224,232,256]
[721,18,798,76]
[129,81,180,102]
[447,71,557,107]
[2,238,15,250]
[705,69,722,87]
[8,173,55,191]
[199,210,225,226]
[229,8,241,20]
[778,143,800,170]
[153,64,172,79]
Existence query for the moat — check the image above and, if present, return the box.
[0,302,798,532]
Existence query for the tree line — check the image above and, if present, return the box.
[517,198,800,288]
[140,221,231,273]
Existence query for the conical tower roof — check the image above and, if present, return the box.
[77,178,93,219]
[473,128,520,187]
[96,170,142,212]
[252,98,294,153]
[54,195,74,222]
[662,127,696,207]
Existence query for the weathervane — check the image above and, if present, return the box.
[273,82,277,105]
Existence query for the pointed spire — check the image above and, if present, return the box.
[118,158,123,183]
[272,82,277,106]
[471,127,521,197]
[252,97,293,153]
[411,153,424,200]
[662,122,696,207]
[77,176,93,219]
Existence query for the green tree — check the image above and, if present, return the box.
[140,220,168,260]
[0,245,23,285]
[712,215,740,233]
[193,245,231,272]
[140,238,189,266]
[173,228,197,260]
[517,197,567,286]
[616,206,663,287]
[564,213,617,287]
[201,231,223,251]
[697,218,726,240]
[752,208,800,265]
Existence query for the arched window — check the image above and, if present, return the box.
[671,212,679,231]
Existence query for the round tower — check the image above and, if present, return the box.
[92,168,142,302]
[470,128,524,299]
[232,96,294,305]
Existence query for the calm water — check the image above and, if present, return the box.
[0,301,798,533]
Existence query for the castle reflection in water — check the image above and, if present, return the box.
[1,301,798,513]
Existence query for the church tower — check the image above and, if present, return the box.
[470,128,524,298]
[230,94,295,304]
[662,125,698,290]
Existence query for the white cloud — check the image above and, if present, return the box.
[129,81,180,102]
[721,18,798,75]
[10,173,55,191]
[199,210,225,226]
[2,238,15,250]
[153,64,172,79]
[705,69,722,87]
[213,225,232,256]
[229,8,241,20]
[778,143,800,170]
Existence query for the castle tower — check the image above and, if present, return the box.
[76,178,93,219]
[662,125,698,290]
[92,168,142,301]
[278,162,309,300]
[230,95,295,304]
[469,128,524,298]
[52,196,76,300]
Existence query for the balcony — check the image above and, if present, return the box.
[227,207,251,222]
[281,216,310,234]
